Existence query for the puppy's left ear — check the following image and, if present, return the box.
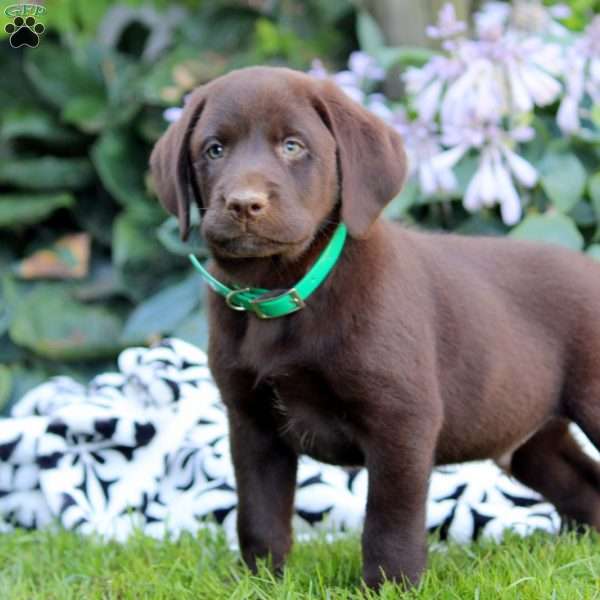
[313,80,407,238]
[150,88,206,241]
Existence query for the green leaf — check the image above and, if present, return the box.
[157,216,210,257]
[592,104,600,129]
[521,116,551,165]
[9,284,124,361]
[0,293,10,337]
[586,244,600,262]
[589,173,600,242]
[356,11,385,56]
[589,172,600,216]
[509,212,584,251]
[314,0,352,24]
[172,309,209,350]
[44,0,115,39]
[73,192,117,247]
[73,261,123,302]
[0,193,75,228]
[0,158,94,190]
[0,365,12,415]
[569,200,596,227]
[0,363,51,417]
[113,212,165,269]
[62,95,111,134]
[92,130,153,211]
[121,273,203,344]
[0,334,26,364]
[374,46,435,70]
[0,107,83,146]
[455,213,508,237]
[136,108,169,144]
[0,49,37,111]
[254,18,286,56]
[454,155,479,198]
[0,275,23,337]
[538,152,586,213]
[383,179,417,220]
[113,212,184,300]
[24,43,104,109]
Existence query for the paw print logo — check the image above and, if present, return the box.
[5,16,45,48]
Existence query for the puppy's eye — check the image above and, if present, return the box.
[205,142,225,160]
[282,138,305,158]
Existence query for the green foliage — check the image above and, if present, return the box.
[0,1,355,414]
[120,273,203,344]
[0,157,94,190]
[545,0,600,30]
[91,129,155,211]
[4,1,599,413]
[402,131,600,252]
[353,13,600,260]
[357,11,434,70]
[538,152,587,214]
[0,107,84,145]
[510,213,584,251]
[9,284,125,360]
[0,193,74,228]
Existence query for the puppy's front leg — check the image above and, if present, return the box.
[227,400,298,573]
[361,417,437,589]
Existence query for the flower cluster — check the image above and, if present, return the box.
[558,16,600,133]
[308,51,384,103]
[310,2,599,226]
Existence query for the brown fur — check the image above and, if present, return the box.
[150,66,600,588]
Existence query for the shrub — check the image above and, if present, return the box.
[0,1,354,413]
[312,2,600,254]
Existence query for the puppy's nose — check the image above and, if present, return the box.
[226,190,268,220]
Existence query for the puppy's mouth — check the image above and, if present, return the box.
[206,231,310,259]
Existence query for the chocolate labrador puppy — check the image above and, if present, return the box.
[150,66,600,588]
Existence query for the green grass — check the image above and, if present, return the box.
[1,527,600,599]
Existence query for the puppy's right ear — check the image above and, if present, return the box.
[312,79,407,238]
[150,88,206,241]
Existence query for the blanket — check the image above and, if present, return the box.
[3,338,588,545]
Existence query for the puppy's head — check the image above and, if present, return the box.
[150,66,407,260]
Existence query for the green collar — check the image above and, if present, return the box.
[188,224,347,319]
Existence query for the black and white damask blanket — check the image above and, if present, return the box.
[1,338,592,543]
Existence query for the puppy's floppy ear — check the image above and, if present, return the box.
[313,80,407,238]
[149,88,206,241]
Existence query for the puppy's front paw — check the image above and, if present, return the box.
[363,566,422,590]
[237,554,286,578]
[362,552,425,590]
[240,538,290,575]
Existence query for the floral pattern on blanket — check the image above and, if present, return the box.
[0,338,575,543]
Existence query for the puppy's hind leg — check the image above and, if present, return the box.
[510,418,600,531]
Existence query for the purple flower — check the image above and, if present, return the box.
[379,103,458,196]
[348,51,385,82]
[549,4,571,20]
[426,3,466,40]
[306,52,384,105]
[433,120,537,225]
[332,70,366,103]
[163,107,183,123]
[404,3,563,135]
[307,59,328,80]
[557,16,600,134]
